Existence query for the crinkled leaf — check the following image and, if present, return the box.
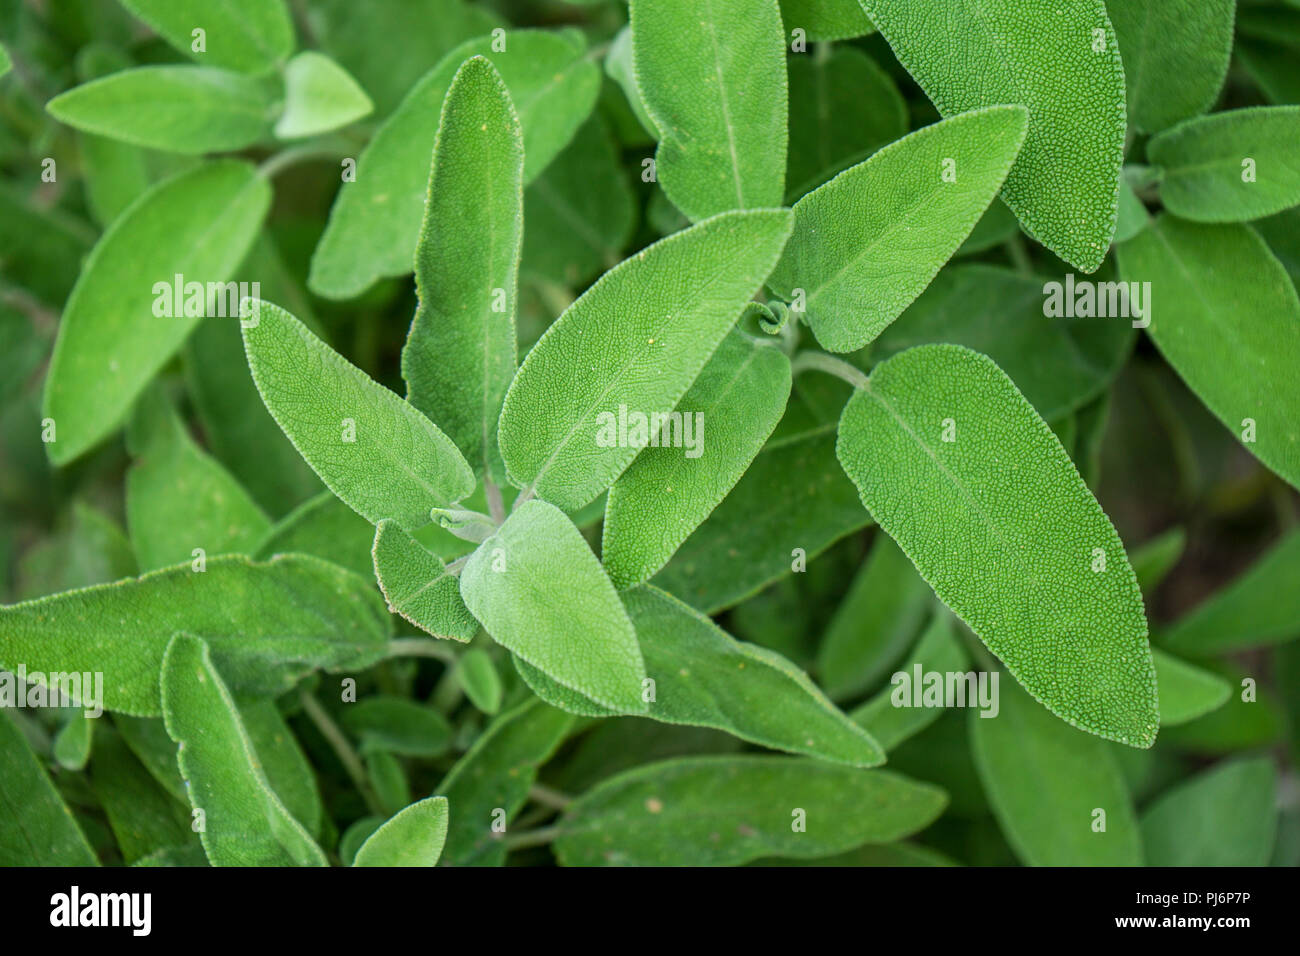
[372,520,477,643]
[354,796,449,867]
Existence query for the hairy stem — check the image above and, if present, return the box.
[791,350,870,390]
[298,689,383,816]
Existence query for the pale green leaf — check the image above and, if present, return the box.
[160,634,326,866]
[74,45,151,227]
[498,209,793,511]
[1140,757,1277,866]
[1116,216,1300,489]
[554,756,947,866]
[837,345,1157,746]
[274,51,372,139]
[460,500,647,713]
[372,519,478,643]
[0,710,98,865]
[630,0,787,220]
[456,648,502,714]
[768,106,1029,352]
[52,711,94,770]
[603,329,791,589]
[242,298,475,529]
[46,66,273,153]
[354,796,449,867]
[1152,649,1231,726]
[119,0,294,74]
[402,56,522,482]
[971,678,1142,865]
[859,0,1127,271]
[43,160,269,465]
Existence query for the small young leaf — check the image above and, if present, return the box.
[1107,0,1235,134]
[970,678,1142,865]
[1150,107,1300,222]
[554,756,947,866]
[1140,757,1277,866]
[1160,530,1300,655]
[52,711,94,771]
[242,299,475,529]
[499,209,793,511]
[858,0,1126,271]
[46,67,274,154]
[372,520,478,643]
[603,329,792,589]
[0,554,391,716]
[0,710,99,865]
[161,634,327,866]
[341,696,452,758]
[519,584,885,768]
[43,160,269,465]
[309,30,599,299]
[402,56,523,483]
[1116,217,1300,490]
[274,51,372,139]
[629,0,787,221]
[460,500,647,713]
[456,648,503,715]
[119,0,294,74]
[1152,649,1231,727]
[767,106,1029,352]
[353,796,449,867]
[836,345,1157,747]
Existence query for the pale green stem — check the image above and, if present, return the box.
[791,350,869,390]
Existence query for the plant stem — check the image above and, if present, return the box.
[502,824,563,852]
[528,783,573,811]
[298,689,384,816]
[257,142,348,180]
[484,477,506,525]
[791,350,870,390]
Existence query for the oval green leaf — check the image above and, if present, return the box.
[353,796,449,867]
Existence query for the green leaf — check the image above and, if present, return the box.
[460,500,647,713]
[46,66,274,154]
[629,0,787,221]
[872,264,1134,421]
[970,678,1142,865]
[1160,530,1300,654]
[780,0,876,41]
[498,209,793,511]
[554,756,947,866]
[119,0,294,74]
[519,584,885,767]
[1106,0,1235,133]
[242,299,475,529]
[456,648,503,714]
[816,533,931,702]
[402,56,522,483]
[850,611,971,751]
[0,710,99,865]
[435,698,574,866]
[126,392,271,571]
[0,554,390,716]
[1140,757,1277,866]
[341,696,452,758]
[353,796,449,866]
[274,51,372,139]
[53,711,94,770]
[1161,663,1285,753]
[1130,526,1186,595]
[256,491,375,578]
[74,46,151,227]
[604,26,657,138]
[43,160,270,465]
[15,500,136,601]
[239,700,324,838]
[308,30,599,299]
[372,520,478,643]
[603,330,791,589]
[768,106,1029,352]
[0,43,9,78]
[1116,216,1300,489]
[1152,649,1231,727]
[836,345,1157,747]
[859,0,1127,271]
[0,184,94,308]
[88,730,196,864]
[160,634,327,866]
[786,46,906,200]
[1150,106,1300,222]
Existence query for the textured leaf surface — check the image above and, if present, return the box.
[242,299,474,529]
[603,330,791,589]
[161,634,326,866]
[0,710,98,865]
[372,520,478,642]
[354,797,449,867]
[858,0,1126,271]
[119,0,294,74]
[630,0,787,221]
[519,584,884,767]
[0,554,390,716]
[499,209,792,510]
[554,756,947,866]
[275,51,372,139]
[43,161,269,465]
[308,30,599,299]
[402,57,522,482]
[1150,106,1300,222]
[47,66,273,153]
[460,500,646,712]
[768,106,1028,352]
[239,699,324,838]
[971,679,1142,865]
[1116,217,1300,489]
[836,345,1157,746]
[1152,649,1231,727]
[1107,0,1234,133]
[1140,757,1277,866]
